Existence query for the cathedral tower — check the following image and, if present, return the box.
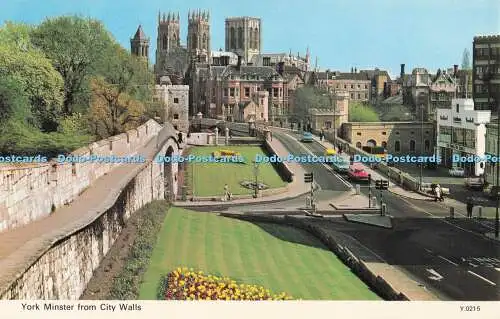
[130,25,150,62]
[187,9,211,63]
[155,11,181,68]
[225,17,261,64]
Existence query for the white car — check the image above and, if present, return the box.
[448,167,465,177]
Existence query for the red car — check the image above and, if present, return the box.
[348,165,369,182]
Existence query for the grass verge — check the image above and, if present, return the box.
[139,207,380,300]
[185,146,287,197]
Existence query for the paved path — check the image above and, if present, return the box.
[0,134,171,294]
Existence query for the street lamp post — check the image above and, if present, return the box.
[495,116,499,238]
[252,160,259,198]
[420,104,424,190]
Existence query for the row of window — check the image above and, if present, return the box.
[438,126,476,148]
[350,93,368,99]
[222,87,283,98]
[333,83,369,90]
[474,47,500,57]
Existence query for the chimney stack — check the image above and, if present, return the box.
[400,64,405,78]
[237,55,242,70]
[453,64,458,76]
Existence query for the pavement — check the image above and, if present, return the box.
[269,129,499,300]
[343,214,393,229]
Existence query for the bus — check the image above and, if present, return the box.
[362,146,387,160]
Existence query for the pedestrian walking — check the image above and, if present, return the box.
[224,184,229,201]
[434,185,441,202]
[177,132,183,143]
[466,197,474,218]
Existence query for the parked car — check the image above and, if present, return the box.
[448,167,465,177]
[347,164,369,182]
[465,177,485,190]
[301,132,313,143]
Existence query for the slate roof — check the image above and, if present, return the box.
[133,25,147,40]
[334,72,370,81]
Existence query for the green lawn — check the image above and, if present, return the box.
[186,146,287,196]
[139,207,380,300]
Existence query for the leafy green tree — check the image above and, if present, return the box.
[0,44,64,131]
[294,86,331,120]
[349,102,380,122]
[0,21,34,51]
[31,16,114,114]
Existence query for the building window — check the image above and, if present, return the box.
[395,131,399,135]
[223,88,228,97]
[410,140,416,152]
[351,84,354,89]
[173,114,179,119]
[351,93,354,99]
[356,142,362,148]
[395,141,401,152]
[365,84,368,89]
[424,140,430,151]
[274,89,278,98]
[230,27,236,48]
[358,94,361,99]
[261,113,264,118]
[344,85,347,89]
[263,57,271,66]
[244,87,250,97]
[238,27,243,49]
[357,132,361,136]
[357,84,360,89]
[174,98,179,103]
[230,88,235,97]
[410,131,414,135]
[381,141,387,149]
[382,132,386,135]
[456,104,459,113]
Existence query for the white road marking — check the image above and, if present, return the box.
[438,255,458,266]
[469,263,478,267]
[426,269,444,281]
[284,133,352,188]
[397,196,497,241]
[467,270,497,286]
[495,268,500,272]
[424,248,433,253]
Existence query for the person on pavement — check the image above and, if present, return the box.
[434,185,441,202]
[466,197,474,218]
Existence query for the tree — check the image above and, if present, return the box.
[349,102,380,122]
[294,86,331,120]
[461,48,471,70]
[0,21,34,51]
[31,16,114,114]
[89,77,145,138]
[0,44,64,131]
[0,76,32,127]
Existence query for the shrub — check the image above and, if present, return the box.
[108,201,170,299]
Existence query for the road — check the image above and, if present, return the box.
[269,130,500,300]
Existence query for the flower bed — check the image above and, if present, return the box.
[162,267,293,300]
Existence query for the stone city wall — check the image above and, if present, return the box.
[0,158,165,299]
[0,132,180,300]
[0,120,162,233]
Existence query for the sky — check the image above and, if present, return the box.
[1,0,499,77]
